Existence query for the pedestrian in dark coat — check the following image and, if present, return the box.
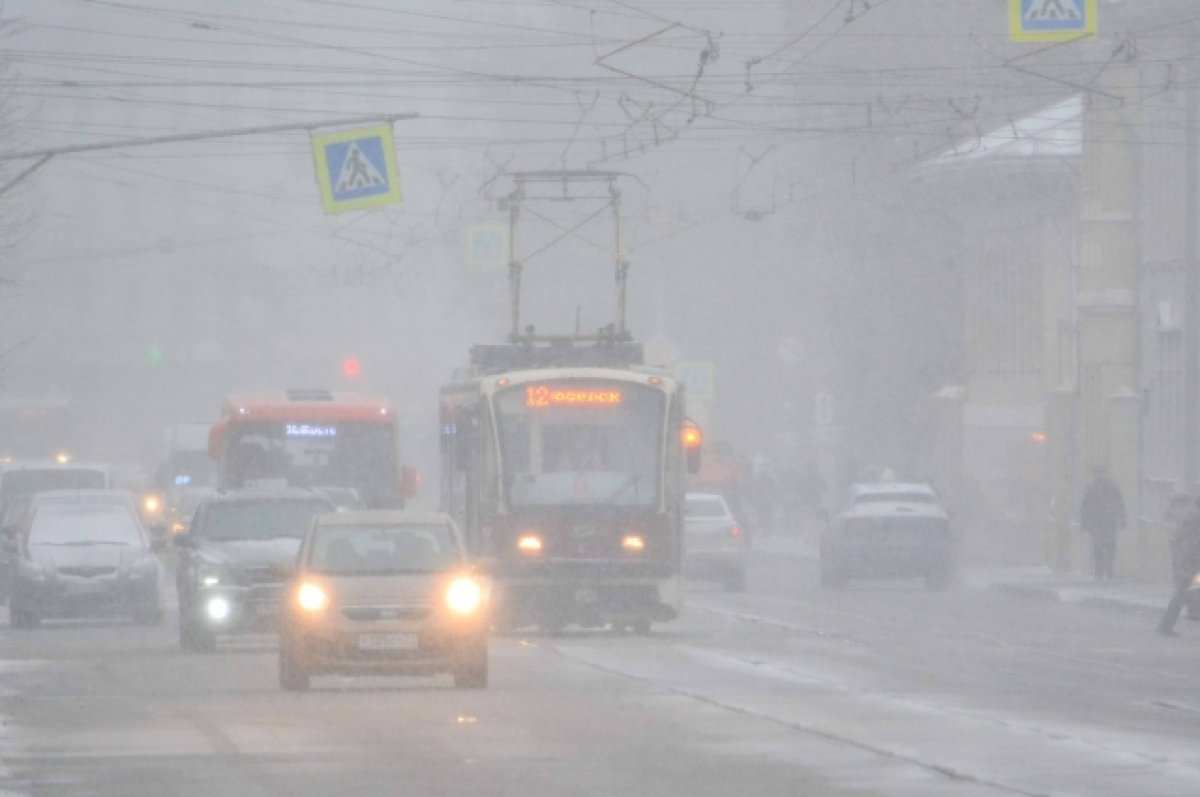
[1157,496,1200,636]
[1080,466,1126,581]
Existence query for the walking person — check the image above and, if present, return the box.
[1157,495,1200,636]
[1080,465,1126,581]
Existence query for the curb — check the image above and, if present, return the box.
[990,582,1063,603]
[991,581,1165,617]
[1079,595,1163,616]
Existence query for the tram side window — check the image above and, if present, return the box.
[665,395,681,506]
[479,408,499,522]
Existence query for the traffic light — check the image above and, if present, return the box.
[342,357,361,378]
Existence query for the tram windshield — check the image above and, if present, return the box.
[494,381,664,508]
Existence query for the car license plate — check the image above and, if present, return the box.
[67,581,107,595]
[358,633,418,651]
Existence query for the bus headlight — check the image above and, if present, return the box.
[295,582,329,613]
[621,534,645,553]
[517,533,543,554]
[446,577,483,616]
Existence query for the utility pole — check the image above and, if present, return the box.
[1182,59,1199,494]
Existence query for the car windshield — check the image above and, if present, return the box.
[1,468,107,499]
[29,507,142,546]
[846,516,948,534]
[201,500,329,542]
[308,523,459,575]
[685,497,728,518]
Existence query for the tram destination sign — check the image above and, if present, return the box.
[526,386,623,408]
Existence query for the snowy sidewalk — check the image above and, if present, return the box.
[749,532,1172,618]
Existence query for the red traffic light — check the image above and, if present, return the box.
[342,357,361,377]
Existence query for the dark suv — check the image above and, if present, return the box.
[175,489,333,651]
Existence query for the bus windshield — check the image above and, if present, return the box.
[223,421,397,507]
[494,380,664,508]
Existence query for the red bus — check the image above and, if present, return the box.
[209,389,415,508]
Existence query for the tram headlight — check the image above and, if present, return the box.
[621,534,645,553]
[446,577,484,616]
[517,533,543,554]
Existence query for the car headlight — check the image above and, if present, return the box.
[205,596,232,622]
[196,565,226,587]
[18,558,45,581]
[446,577,483,616]
[295,582,329,613]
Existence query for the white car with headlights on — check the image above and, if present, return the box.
[278,510,489,691]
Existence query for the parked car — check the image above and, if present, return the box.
[278,510,488,691]
[174,489,334,651]
[683,492,747,591]
[821,483,954,590]
[5,490,163,627]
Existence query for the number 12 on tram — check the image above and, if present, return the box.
[439,369,701,633]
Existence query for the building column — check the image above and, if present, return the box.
[1108,389,1141,576]
[1077,59,1141,572]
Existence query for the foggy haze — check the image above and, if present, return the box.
[2,3,1200,796]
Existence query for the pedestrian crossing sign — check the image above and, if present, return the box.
[1010,0,1096,43]
[467,224,509,269]
[312,123,402,214]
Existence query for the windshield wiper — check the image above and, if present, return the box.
[605,474,639,505]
